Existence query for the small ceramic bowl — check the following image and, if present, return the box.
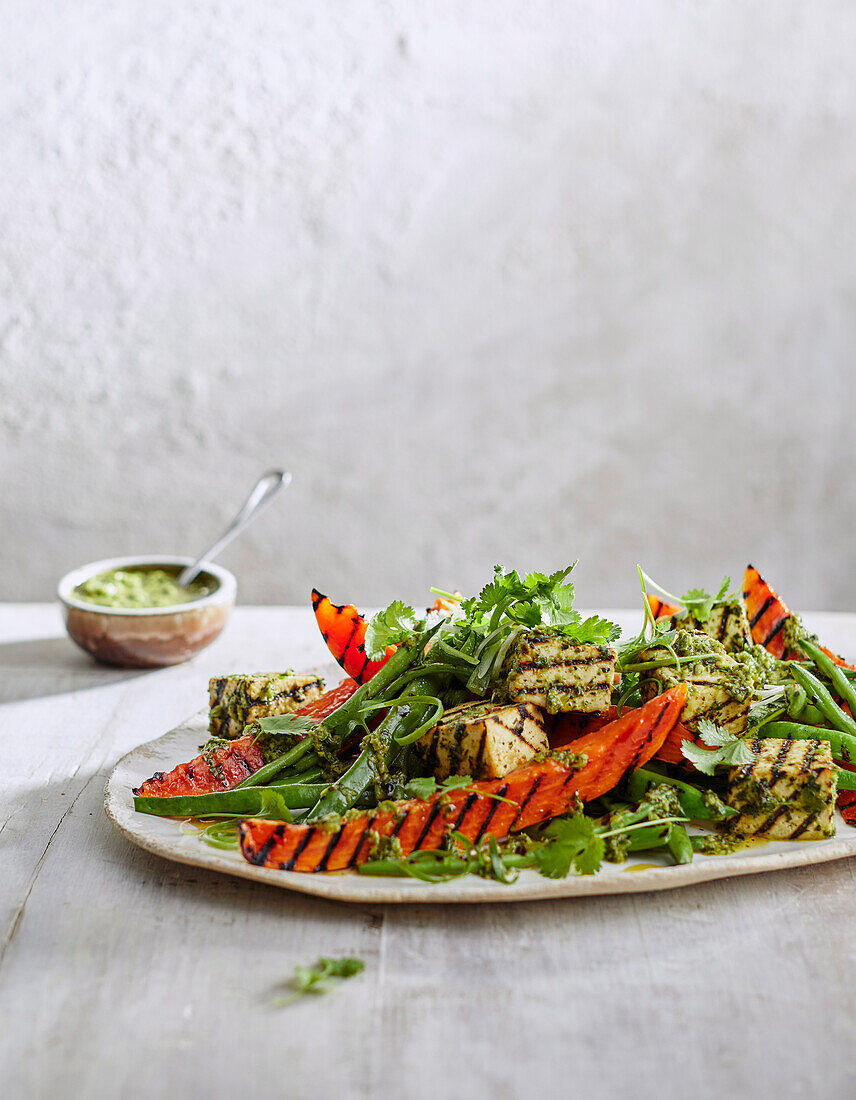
[58,555,237,668]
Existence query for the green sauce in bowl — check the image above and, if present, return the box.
[73,566,212,609]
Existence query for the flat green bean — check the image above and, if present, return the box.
[762,720,856,763]
[799,639,856,721]
[626,768,736,821]
[837,768,856,791]
[304,674,442,820]
[788,662,856,742]
[134,786,298,820]
[666,824,694,864]
[234,738,314,790]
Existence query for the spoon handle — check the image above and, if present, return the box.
[178,470,291,586]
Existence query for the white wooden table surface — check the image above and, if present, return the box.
[3,604,856,1099]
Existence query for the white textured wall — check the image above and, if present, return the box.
[2,2,855,611]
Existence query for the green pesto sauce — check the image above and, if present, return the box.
[74,567,212,609]
[643,629,757,701]
[694,832,744,856]
[780,613,818,655]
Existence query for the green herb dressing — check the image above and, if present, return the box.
[73,567,212,609]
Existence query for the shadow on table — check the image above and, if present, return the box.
[0,637,149,703]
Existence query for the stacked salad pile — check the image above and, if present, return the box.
[132,564,856,883]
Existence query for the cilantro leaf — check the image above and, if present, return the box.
[681,720,755,775]
[695,718,735,747]
[535,814,605,878]
[403,775,479,801]
[321,957,364,979]
[365,600,419,659]
[566,615,622,645]
[682,587,715,620]
[403,776,438,801]
[256,714,320,737]
[431,562,618,693]
[439,775,475,792]
[716,575,732,602]
[273,956,364,1006]
[680,576,733,622]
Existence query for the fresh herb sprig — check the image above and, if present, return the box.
[273,957,365,1006]
[680,719,755,775]
[536,785,689,875]
[364,600,422,657]
[639,570,735,624]
[365,565,619,703]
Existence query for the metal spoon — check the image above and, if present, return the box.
[177,469,291,587]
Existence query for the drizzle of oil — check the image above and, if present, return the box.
[623,862,662,873]
[733,836,770,851]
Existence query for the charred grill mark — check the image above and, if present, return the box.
[761,616,787,646]
[426,723,442,774]
[748,595,774,628]
[762,616,789,647]
[347,816,380,868]
[716,608,730,643]
[316,826,346,872]
[391,810,410,838]
[451,792,479,831]
[282,827,317,871]
[210,677,228,707]
[768,739,794,790]
[515,658,607,671]
[619,700,669,784]
[788,813,819,840]
[336,608,362,675]
[413,802,442,849]
[517,680,612,700]
[502,711,538,750]
[801,740,820,773]
[475,725,488,771]
[755,806,790,835]
[246,823,286,866]
[474,785,509,843]
[510,776,541,829]
[239,754,254,775]
[311,589,324,611]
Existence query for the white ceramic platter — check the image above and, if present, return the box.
[105,709,856,904]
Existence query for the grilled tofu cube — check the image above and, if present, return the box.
[505,629,616,714]
[208,672,324,739]
[726,738,836,840]
[639,630,751,737]
[417,701,548,780]
[670,601,753,653]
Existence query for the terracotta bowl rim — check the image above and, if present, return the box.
[58,555,237,618]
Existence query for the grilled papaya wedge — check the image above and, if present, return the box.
[743,565,854,668]
[311,589,396,683]
[647,595,681,620]
[552,704,699,767]
[237,685,686,872]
